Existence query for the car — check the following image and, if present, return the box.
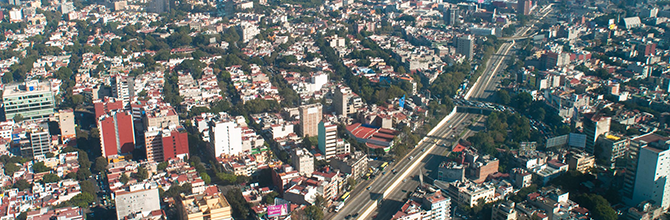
[409,156,414,160]
[367,186,371,190]
[403,179,407,183]
[352,213,359,217]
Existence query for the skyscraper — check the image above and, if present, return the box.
[299,104,322,138]
[623,134,670,202]
[456,35,474,60]
[632,141,670,210]
[318,121,338,159]
[99,111,136,158]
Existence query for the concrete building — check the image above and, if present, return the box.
[237,22,260,43]
[99,111,136,158]
[23,129,51,158]
[330,151,368,179]
[597,134,628,168]
[145,126,189,163]
[144,106,179,129]
[492,201,517,220]
[211,120,243,157]
[517,0,531,15]
[291,148,314,176]
[26,207,84,220]
[512,168,532,188]
[111,75,131,104]
[437,161,465,182]
[115,188,161,220]
[583,115,611,155]
[444,181,496,207]
[147,0,170,13]
[54,109,76,141]
[567,151,595,173]
[318,121,338,159]
[631,142,670,210]
[626,201,664,220]
[2,80,55,120]
[445,7,459,26]
[456,35,474,60]
[333,86,363,116]
[179,187,233,220]
[623,134,669,200]
[392,190,451,220]
[299,104,322,138]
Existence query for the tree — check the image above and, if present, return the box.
[33,162,50,173]
[69,192,95,207]
[200,172,211,184]
[226,188,251,219]
[263,191,279,204]
[135,166,149,181]
[42,173,60,183]
[573,193,617,220]
[76,169,92,181]
[94,156,108,174]
[347,177,356,187]
[216,172,238,185]
[157,162,168,171]
[314,195,326,208]
[13,179,31,191]
[13,114,24,122]
[4,162,19,175]
[120,173,130,184]
[496,90,511,105]
[80,181,96,195]
[304,205,324,220]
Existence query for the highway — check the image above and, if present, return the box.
[334,5,555,220]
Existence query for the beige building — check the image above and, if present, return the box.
[567,151,595,173]
[53,109,76,140]
[144,106,179,129]
[492,201,517,220]
[291,148,314,175]
[299,104,322,138]
[180,187,233,220]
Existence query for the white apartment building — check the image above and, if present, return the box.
[318,121,337,159]
[632,145,670,210]
[211,120,243,157]
[291,148,314,175]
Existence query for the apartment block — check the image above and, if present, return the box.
[2,80,55,120]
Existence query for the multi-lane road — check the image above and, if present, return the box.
[330,5,554,220]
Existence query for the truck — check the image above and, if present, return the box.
[334,201,345,212]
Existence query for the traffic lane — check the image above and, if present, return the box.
[342,113,470,219]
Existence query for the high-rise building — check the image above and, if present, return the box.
[583,115,611,155]
[299,104,322,138]
[456,35,474,60]
[115,188,161,220]
[111,75,131,104]
[318,121,338,159]
[492,201,518,220]
[597,134,629,168]
[623,134,670,202]
[143,106,179,129]
[211,120,243,157]
[99,111,136,158]
[334,86,363,116]
[518,0,531,15]
[22,129,51,158]
[145,126,189,163]
[631,141,670,210]
[2,80,55,121]
[291,148,314,175]
[445,7,459,26]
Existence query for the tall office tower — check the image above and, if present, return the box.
[318,121,338,159]
[583,115,611,155]
[456,35,474,60]
[632,141,670,210]
[446,7,459,26]
[291,148,315,175]
[145,126,189,163]
[23,129,51,158]
[99,111,136,158]
[3,80,55,121]
[211,120,243,157]
[334,86,352,116]
[299,104,322,138]
[111,75,130,104]
[623,134,670,202]
[518,0,531,15]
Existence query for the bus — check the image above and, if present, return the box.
[334,201,344,212]
[341,192,350,202]
[380,162,388,170]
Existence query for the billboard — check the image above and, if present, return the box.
[569,133,587,149]
[267,204,289,218]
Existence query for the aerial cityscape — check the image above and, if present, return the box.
[0,0,668,218]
